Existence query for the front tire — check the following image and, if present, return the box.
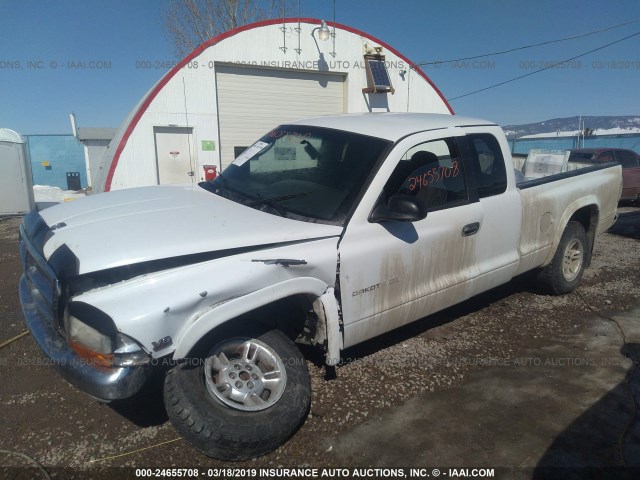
[538,221,589,294]
[164,329,311,461]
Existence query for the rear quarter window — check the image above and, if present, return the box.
[467,134,507,198]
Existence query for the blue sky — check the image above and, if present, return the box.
[1,0,639,134]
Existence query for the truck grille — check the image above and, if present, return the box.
[20,225,61,326]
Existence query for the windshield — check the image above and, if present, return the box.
[202,125,391,224]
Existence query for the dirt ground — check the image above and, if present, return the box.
[0,208,639,479]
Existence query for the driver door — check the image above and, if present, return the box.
[338,130,484,348]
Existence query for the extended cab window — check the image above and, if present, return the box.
[383,138,467,211]
[468,134,507,197]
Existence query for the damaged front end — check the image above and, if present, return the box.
[19,212,152,401]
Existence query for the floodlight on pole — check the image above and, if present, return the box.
[318,20,331,41]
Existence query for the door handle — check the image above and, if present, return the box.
[461,222,480,237]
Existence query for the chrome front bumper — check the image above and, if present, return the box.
[19,220,151,401]
[19,275,151,401]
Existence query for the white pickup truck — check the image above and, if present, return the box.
[19,113,621,460]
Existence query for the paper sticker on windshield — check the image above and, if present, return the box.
[235,141,269,166]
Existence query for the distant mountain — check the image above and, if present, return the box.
[503,115,640,138]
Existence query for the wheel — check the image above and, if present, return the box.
[538,221,589,294]
[164,329,311,460]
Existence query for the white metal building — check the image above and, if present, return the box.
[76,127,117,189]
[95,18,453,192]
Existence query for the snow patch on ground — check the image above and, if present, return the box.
[33,185,85,207]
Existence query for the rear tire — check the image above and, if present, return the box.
[164,329,310,460]
[538,221,589,294]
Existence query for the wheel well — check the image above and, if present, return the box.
[187,294,315,358]
[568,204,598,265]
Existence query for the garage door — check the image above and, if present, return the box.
[216,64,346,169]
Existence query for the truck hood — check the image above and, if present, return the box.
[39,185,342,275]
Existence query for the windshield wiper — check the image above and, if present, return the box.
[248,192,311,217]
[210,173,248,200]
[249,192,311,205]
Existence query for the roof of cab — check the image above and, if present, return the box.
[286,113,497,141]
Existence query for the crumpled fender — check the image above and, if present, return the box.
[173,277,334,358]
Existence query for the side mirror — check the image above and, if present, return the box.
[369,195,427,223]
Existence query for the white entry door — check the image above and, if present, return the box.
[154,126,196,185]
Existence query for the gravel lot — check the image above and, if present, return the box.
[0,208,638,478]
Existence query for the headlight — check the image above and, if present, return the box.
[64,307,150,368]
[67,315,112,354]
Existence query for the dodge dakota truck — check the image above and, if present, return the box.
[19,113,621,460]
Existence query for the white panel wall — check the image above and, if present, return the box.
[99,20,451,192]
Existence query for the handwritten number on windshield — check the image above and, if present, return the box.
[268,130,313,143]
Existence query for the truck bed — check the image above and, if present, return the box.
[514,162,621,275]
